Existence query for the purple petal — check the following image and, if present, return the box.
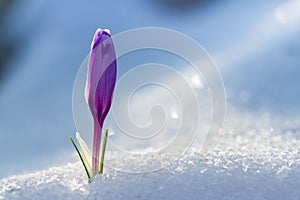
[85,28,117,174]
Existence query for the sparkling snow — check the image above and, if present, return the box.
[1,110,299,200]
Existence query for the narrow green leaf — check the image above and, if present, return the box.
[75,132,92,176]
[99,128,108,174]
[70,136,91,179]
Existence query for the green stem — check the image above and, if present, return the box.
[99,128,108,174]
[70,136,91,179]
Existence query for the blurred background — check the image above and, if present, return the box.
[0,0,299,178]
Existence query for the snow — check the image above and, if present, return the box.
[1,1,300,199]
[1,109,299,200]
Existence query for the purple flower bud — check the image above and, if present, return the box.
[85,28,117,174]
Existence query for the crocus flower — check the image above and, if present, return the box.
[85,28,117,175]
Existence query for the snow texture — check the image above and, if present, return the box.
[1,110,300,200]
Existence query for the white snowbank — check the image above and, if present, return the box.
[1,110,300,200]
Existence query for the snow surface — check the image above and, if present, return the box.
[1,110,299,200]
